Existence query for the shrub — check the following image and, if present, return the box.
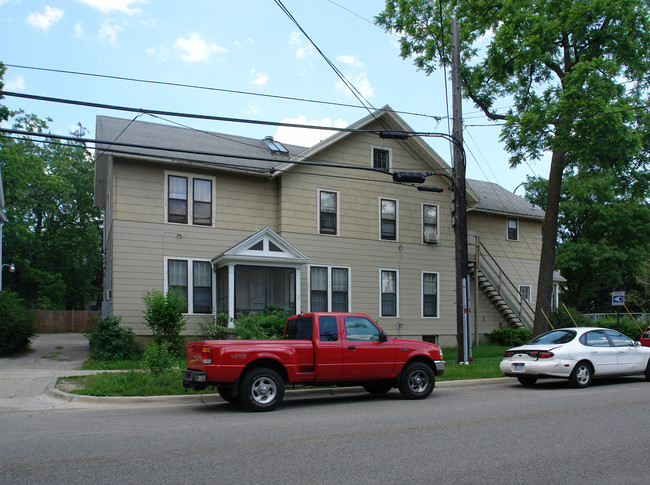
[589,316,644,341]
[199,305,293,340]
[0,291,36,356]
[142,340,178,374]
[487,327,533,347]
[550,306,592,328]
[142,289,187,356]
[85,315,142,361]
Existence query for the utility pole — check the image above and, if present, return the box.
[451,18,471,364]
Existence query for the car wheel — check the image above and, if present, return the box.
[645,360,650,382]
[363,380,393,395]
[569,361,592,388]
[399,362,435,400]
[516,376,537,387]
[217,384,239,404]
[240,367,285,412]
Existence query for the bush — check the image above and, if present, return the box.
[142,289,187,356]
[199,305,293,340]
[550,306,591,328]
[589,317,644,341]
[487,327,533,347]
[142,340,178,374]
[85,315,142,361]
[0,291,36,356]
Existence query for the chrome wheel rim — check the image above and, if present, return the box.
[251,376,276,404]
[408,369,429,393]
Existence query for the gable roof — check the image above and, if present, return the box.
[212,227,309,266]
[467,179,544,220]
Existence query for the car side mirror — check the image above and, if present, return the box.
[379,331,388,342]
[634,341,641,347]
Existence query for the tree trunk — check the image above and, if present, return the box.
[533,148,566,335]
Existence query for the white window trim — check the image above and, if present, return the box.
[422,202,439,244]
[371,146,392,171]
[421,271,440,319]
[518,284,532,303]
[379,268,399,318]
[164,170,216,226]
[317,188,340,236]
[164,256,215,315]
[307,264,351,312]
[378,196,399,241]
[507,217,519,241]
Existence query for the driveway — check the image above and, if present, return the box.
[0,333,91,411]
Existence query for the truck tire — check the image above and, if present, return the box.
[363,380,393,394]
[240,367,285,412]
[399,362,435,400]
[217,385,239,404]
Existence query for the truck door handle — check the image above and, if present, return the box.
[348,346,356,350]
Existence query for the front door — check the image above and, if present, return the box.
[341,316,395,379]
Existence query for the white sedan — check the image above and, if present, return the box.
[500,327,650,388]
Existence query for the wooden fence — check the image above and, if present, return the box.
[32,310,100,333]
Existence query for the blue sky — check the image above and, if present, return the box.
[0,0,550,192]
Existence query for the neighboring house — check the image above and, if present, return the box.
[94,107,548,345]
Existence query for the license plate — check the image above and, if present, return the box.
[513,363,525,372]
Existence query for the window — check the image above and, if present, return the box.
[166,258,213,314]
[345,316,381,341]
[193,179,212,225]
[310,266,349,312]
[604,330,634,347]
[166,173,214,226]
[284,316,313,340]
[319,316,338,341]
[423,335,439,345]
[234,265,295,314]
[373,148,390,171]
[507,217,519,241]
[422,272,438,317]
[518,285,532,303]
[380,269,398,317]
[168,175,188,224]
[423,204,438,243]
[319,190,338,235]
[380,198,397,240]
[580,330,610,347]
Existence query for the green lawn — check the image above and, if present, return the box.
[59,345,509,396]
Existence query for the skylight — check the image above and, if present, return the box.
[264,136,289,154]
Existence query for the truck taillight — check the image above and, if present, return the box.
[201,346,212,364]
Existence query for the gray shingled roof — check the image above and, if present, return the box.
[467,179,544,219]
[95,116,307,174]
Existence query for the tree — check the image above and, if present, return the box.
[0,111,103,309]
[525,170,650,312]
[377,0,650,334]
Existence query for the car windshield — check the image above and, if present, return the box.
[527,329,576,345]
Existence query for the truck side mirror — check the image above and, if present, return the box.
[379,331,388,342]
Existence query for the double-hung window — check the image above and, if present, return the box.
[422,272,439,318]
[380,198,397,240]
[372,147,390,171]
[167,173,214,226]
[423,204,438,243]
[380,269,398,317]
[319,190,338,235]
[507,217,519,241]
[518,285,532,303]
[310,266,349,312]
[166,258,213,314]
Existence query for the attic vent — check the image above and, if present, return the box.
[249,241,264,251]
[264,136,289,154]
[269,241,283,252]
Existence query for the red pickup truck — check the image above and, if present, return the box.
[183,312,445,411]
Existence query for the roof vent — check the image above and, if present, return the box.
[264,136,289,154]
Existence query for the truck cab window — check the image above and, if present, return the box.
[345,317,381,341]
[284,317,313,340]
[319,316,338,341]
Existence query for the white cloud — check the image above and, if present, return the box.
[274,116,348,147]
[336,72,374,99]
[99,21,121,45]
[336,55,363,68]
[74,22,84,37]
[146,46,170,61]
[289,31,314,59]
[249,68,269,86]
[77,0,144,15]
[5,75,25,90]
[26,6,64,31]
[246,105,259,115]
[174,33,227,62]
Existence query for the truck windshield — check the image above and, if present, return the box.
[284,317,313,340]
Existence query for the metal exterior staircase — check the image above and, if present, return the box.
[469,242,534,329]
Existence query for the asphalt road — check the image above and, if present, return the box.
[1,376,649,484]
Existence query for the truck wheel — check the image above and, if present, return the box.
[240,367,285,412]
[363,380,393,395]
[217,385,239,404]
[399,362,435,400]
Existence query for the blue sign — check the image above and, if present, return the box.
[611,291,625,307]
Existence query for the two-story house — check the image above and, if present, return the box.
[94,107,547,346]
